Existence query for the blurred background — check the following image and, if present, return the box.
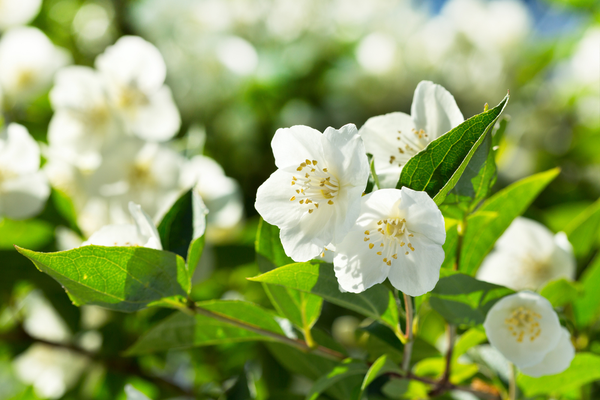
[0,0,598,398]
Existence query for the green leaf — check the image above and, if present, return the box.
[306,359,367,400]
[413,357,478,384]
[398,94,509,204]
[564,198,600,258]
[157,189,207,275]
[518,353,600,396]
[255,220,323,334]
[574,253,600,327]
[51,188,81,234]
[453,327,487,361]
[459,168,560,275]
[127,300,285,354]
[249,261,400,335]
[441,219,460,270]
[361,355,402,393]
[539,278,582,308]
[429,270,513,326]
[16,245,190,312]
[0,218,53,250]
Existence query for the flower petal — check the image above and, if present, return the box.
[130,85,181,142]
[128,202,162,250]
[255,169,308,229]
[270,125,323,169]
[0,172,49,219]
[519,327,575,377]
[401,187,446,245]
[411,80,464,139]
[0,123,40,174]
[322,124,369,186]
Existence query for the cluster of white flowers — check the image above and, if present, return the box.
[484,291,575,377]
[256,81,450,296]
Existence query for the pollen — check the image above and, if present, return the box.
[328,200,334,205]
[364,237,370,241]
[290,196,296,201]
[323,168,328,172]
[377,251,382,255]
[408,243,415,251]
[364,230,370,235]
[505,306,542,343]
[308,209,314,213]
[369,243,374,249]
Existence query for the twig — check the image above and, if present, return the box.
[429,324,456,397]
[401,294,414,372]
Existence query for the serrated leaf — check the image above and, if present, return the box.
[249,261,399,334]
[16,245,190,312]
[255,219,323,333]
[564,198,600,258]
[459,168,560,275]
[574,254,600,327]
[126,300,285,354]
[429,270,513,326]
[398,94,509,205]
[306,359,367,400]
[0,218,53,250]
[518,353,600,396]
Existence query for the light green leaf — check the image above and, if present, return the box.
[361,355,402,392]
[255,219,323,333]
[0,218,53,250]
[460,168,560,275]
[539,278,582,308]
[127,300,285,354]
[518,353,600,396]
[441,219,460,270]
[306,359,367,400]
[413,357,478,384]
[429,270,513,326]
[398,94,509,205]
[16,245,190,312]
[574,253,600,327]
[249,261,400,335]
[564,198,600,258]
[453,327,487,361]
[51,188,81,234]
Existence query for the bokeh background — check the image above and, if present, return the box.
[0,0,598,398]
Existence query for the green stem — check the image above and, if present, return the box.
[402,293,414,372]
[508,362,516,400]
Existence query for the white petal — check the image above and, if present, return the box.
[330,184,364,243]
[483,292,562,368]
[358,112,416,188]
[476,250,527,290]
[0,0,42,29]
[279,204,335,262]
[130,86,181,142]
[125,384,151,400]
[50,66,106,111]
[128,202,162,250]
[270,125,323,169]
[255,169,307,228]
[95,36,166,94]
[321,124,369,186]
[401,187,446,245]
[387,234,444,296]
[519,327,575,377]
[0,172,49,219]
[334,227,390,293]
[82,225,142,247]
[411,81,464,139]
[0,123,40,174]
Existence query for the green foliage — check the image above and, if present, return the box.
[305,359,367,400]
[0,218,53,250]
[574,253,600,327]
[361,354,403,394]
[398,94,509,205]
[518,353,600,396]
[249,261,400,335]
[539,278,582,308]
[429,270,513,326]
[459,168,560,274]
[16,245,190,312]
[564,198,600,258]
[126,300,285,354]
[255,220,323,335]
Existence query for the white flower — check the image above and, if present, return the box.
[358,80,464,188]
[0,0,42,30]
[255,124,369,262]
[82,202,162,249]
[0,123,50,219]
[333,187,445,295]
[181,155,244,242]
[125,384,151,400]
[483,291,562,369]
[95,36,180,141]
[476,217,576,291]
[519,326,574,377]
[0,27,69,102]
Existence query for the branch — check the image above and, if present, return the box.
[401,294,414,371]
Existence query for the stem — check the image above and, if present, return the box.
[402,293,414,372]
[429,324,456,397]
[455,219,465,271]
[392,288,406,343]
[508,362,516,400]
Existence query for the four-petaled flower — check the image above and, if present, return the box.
[333,187,445,296]
[255,124,369,262]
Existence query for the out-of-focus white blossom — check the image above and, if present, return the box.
[125,384,152,400]
[476,217,576,291]
[0,0,42,30]
[95,36,181,141]
[333,187,445,295]
[0,27,69,102]
[359,81,464,188]
[255,124,369,261]
[21,291,71,344]
[82,202,162,249]
[0,123,50,219]
[355,32,397,75]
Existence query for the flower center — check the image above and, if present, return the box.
[505,306,542,343]
[389,128,430,166]
[363,218,416,266]
[15,69,36,90]
[289,159,339,214]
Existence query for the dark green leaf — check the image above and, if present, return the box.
[0,218,53,250]
[429,270,513,326]
[361,355,402,392]
[564,198,600,258]
[398,94,509,205]
[16,245,190,312]
[249,261,400,335]
[306,359,367,400]
[459,168,560,274]
[518,353,600,396]
[574,254,600,327]
[126,300,285,354]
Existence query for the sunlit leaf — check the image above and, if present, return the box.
[306,359,367,400]
[0,218,53,250]
[574,254,600,328]
[564,198,600,258]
